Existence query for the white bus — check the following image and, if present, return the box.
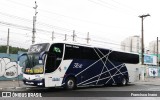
[18,42,139,89]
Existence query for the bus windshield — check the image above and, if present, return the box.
[19,43,64,74]
[20,43,50,74]
[23,53,44,74]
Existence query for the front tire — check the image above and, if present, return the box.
[65,77,76,90]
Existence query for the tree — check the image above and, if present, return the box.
[0,46,28,54]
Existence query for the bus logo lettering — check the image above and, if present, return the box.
[73,63,83,69]
[52,78,60,81]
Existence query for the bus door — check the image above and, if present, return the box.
[44,43,63,87]
[44,52,57,87]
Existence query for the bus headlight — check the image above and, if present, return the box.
[37,83,43,86]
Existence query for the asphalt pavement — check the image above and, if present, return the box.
[0,78,160,100]
[0,77,160,90]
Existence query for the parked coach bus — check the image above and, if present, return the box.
[18,42,139,90]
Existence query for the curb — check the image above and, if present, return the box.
[134,81,160,85]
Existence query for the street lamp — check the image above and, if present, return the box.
[139,14,150,65]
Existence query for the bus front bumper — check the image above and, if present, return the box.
[23,79,45,87]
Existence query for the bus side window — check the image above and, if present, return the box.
[82,47,99,60]
[82,47,90,60]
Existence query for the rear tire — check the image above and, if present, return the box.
[121,77,127,86]
[65,77,76,90]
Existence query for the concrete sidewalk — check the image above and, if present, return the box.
[0,80,32,90]
[134,77,160,85]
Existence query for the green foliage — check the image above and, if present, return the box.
[0,46,28,54]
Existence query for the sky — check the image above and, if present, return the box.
[0,0,160,50]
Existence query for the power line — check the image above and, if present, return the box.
[0,20,145,51]
[0,11,32,23]
[97,0,119,9]
[5,0,139,29]
[0,20,67,36]
[99,0,138,15]
[0,21,32,31]
[6,0,32,8]
[88,0,138,17]
[1,30,152,53]
[0,30,31,38]
[0,38,30,45]
[0,20,142,50]
[0,11,73,32]
[0,9,139,35]
[110,0,140,14]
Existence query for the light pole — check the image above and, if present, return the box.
[157,37,159,67]
[139,14,150,65]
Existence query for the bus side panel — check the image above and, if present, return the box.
[62,59,129,86]
[62,59,100,85]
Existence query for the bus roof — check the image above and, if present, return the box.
[33,41,139,55]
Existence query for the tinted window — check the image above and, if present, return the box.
[108,51,139,64]
[63,44,139,64]
[64,44,81,59]
[82,47,99,60]
[64,44,99,60]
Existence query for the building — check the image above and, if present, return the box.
[121,35,141,53]
[148,40,160,54]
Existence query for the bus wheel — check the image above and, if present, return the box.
[121,77,127,86]
[65,77,76,90]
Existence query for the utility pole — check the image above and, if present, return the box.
[86,32,90,44]
[139,14,150,65]
[32,1,38,44]
[72,30,76,41]
[154,42,156,54]
[6,28,10,54]
[157,37,159,67]
[52,31,55,41]
[130,38,132,52]
[64,34,67,41]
